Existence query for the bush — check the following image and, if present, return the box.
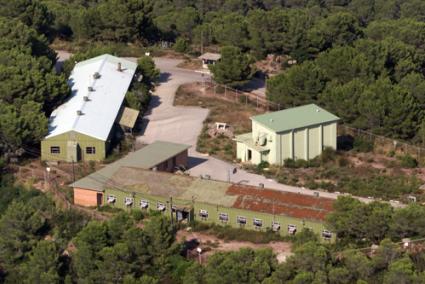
[398,154,418,168]
[173,37,190,53]
[320,147,337,164]
[257,161,269,171]
[353,137,374,152]
[191,222,284,243]
[284,158,319,168]
[337,157,350,167]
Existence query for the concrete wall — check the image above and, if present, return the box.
[103,187,329,237]
[308,125,321,159]
[323,122,337,149]
[273,122,337,165]
[74,188,103,207]
[293,129,306,160]
[252,121,277,164]
[236,142,262,164]
[41,131,106,162]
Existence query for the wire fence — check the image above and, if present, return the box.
[339,125,425,161]
[203,81,282,111]
[203,79,425,162]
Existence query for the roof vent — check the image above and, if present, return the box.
[83,96,89,102]
[88,86,94,92]
[76,110,83,116]
[117,62,122,72]
[93,72,101,79]
[269,118,274,123]
[316,109,320,112]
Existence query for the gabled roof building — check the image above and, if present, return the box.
[41,54,137,161]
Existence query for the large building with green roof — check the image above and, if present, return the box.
[235,104,340,165]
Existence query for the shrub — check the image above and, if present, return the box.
[320,147,337,164]
[284,159,297,168]
[398,154,418,168]
[173,37,190,53]
[337,157,350,167]
[257,161,269,171]
[353,137,374,152]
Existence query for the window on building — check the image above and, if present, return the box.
[219,213,229,222]
[86,147,96,154]
[50,146,60,154]
[272,221,280,232]
[322,230,332,240]
[107,195,116,204]
[253,218,262,229]
[199,209,208,220]
[237,216,247,225]
[157,202,166,211]
[140,200,149,209]
[124,197,133,206]
[288,224,297,235]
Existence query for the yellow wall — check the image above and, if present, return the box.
[293,129,306,160]
[323,122,337,149]
[237,121,338,165]
[41,131,107,162]
[308,125,321,159]
[252,121,277,164]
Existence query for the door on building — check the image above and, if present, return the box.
[247,149,252,161]
[96,193,103,206]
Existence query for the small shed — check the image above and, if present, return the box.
[118,107,140,133]
[198,53,221,69]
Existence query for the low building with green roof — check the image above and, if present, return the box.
[235,104,340,165]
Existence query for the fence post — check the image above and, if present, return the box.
[224,85,227,98]
[245,94,248,105]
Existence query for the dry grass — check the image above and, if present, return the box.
[176,58,203,70]
[174,83,261,161]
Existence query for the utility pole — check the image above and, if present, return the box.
[71,159,76,183]
[170,197,174,226]
[200,0,204,54]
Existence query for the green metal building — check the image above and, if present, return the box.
[235,104,340,165]
[41,54,138,162]
[72,159,335,239]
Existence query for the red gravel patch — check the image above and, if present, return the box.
[227,185,334,221]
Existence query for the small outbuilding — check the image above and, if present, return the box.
[235,104,340,165]
[198,52,221,69]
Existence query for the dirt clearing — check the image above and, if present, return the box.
[177,229,293,263]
